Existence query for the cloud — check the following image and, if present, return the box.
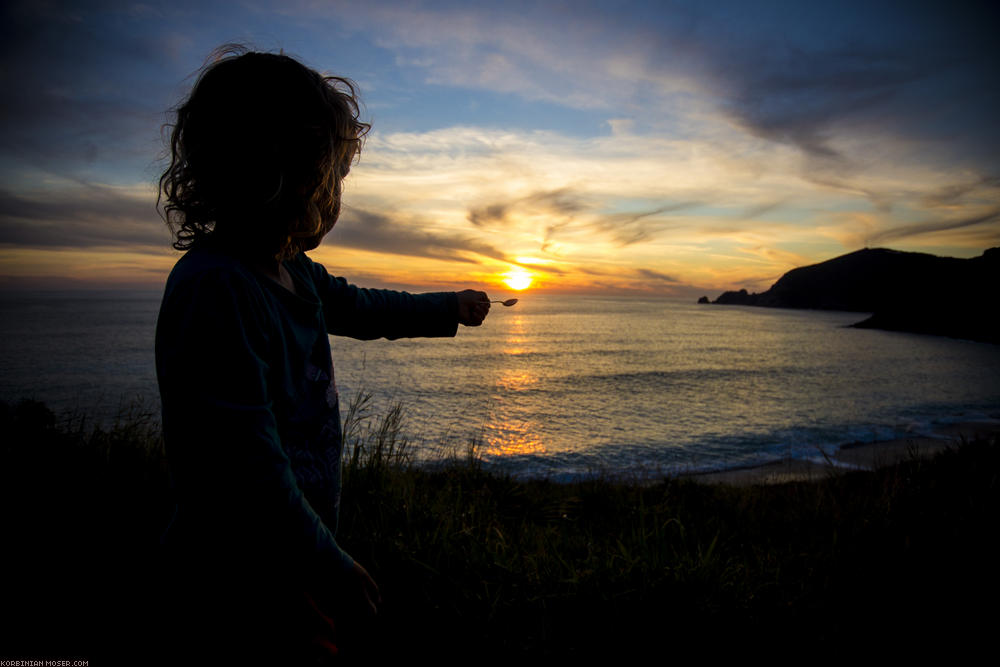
[720,45,929,161]
[327,206,515,265]
[634,268,680,284]
[467,203,510,228]
[600,203,697,247]
[467,188,587,228]
[0,2,183,180]
[740,200,784,220]
[736,245,812,270]
[0,184,167,249]
[336,1,1000,181]
[919,176,1000,208]
[286,0,710,117]
[867,207,1000,246]
[549,263,699,296]
[353,118,996,281]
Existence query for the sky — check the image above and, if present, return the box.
[1,0,998,297]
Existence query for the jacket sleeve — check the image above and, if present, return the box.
[304,256,460,340]
[156,268,354,580]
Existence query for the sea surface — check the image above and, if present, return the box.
[2,289,999,480]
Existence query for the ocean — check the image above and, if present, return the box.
[2,289,999,480]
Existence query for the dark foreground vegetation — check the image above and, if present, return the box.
[2,397,998,662]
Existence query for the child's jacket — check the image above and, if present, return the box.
[155,242,458,582]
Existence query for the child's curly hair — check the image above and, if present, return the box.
[159,46,370,260]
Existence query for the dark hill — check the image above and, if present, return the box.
[711,247,999,343]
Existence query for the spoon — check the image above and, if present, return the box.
[491,298,519,306]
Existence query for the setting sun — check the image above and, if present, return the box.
[503,270,534,291]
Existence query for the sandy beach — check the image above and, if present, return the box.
[686,420,1000,485]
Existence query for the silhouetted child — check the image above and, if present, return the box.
[155,47,490,662]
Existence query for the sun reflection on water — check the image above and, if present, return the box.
[501,316,531,355]
[483,417,547,458]
[495,368,538,392]
[484,361,545,456]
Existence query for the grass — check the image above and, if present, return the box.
[2,395,998,660]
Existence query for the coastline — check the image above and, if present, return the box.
[685,419,1000,485]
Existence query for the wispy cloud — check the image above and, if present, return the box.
[867,207,1000,246]
[0,184,166,249]
[600,204,697,247]
[468,188,586,228]
[634,268,680,284]
[919,177,1000,209]
[328,206,515,265]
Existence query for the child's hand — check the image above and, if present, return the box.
[457,289,490,326]
[349,560,381,618]
[313,560,381,619]
[305,560,380,655]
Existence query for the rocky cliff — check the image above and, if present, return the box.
[710,247,999,343]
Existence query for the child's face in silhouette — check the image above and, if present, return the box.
[302,214,336,251]
[298,166,346,252]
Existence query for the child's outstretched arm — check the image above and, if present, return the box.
[301,256,491,339]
